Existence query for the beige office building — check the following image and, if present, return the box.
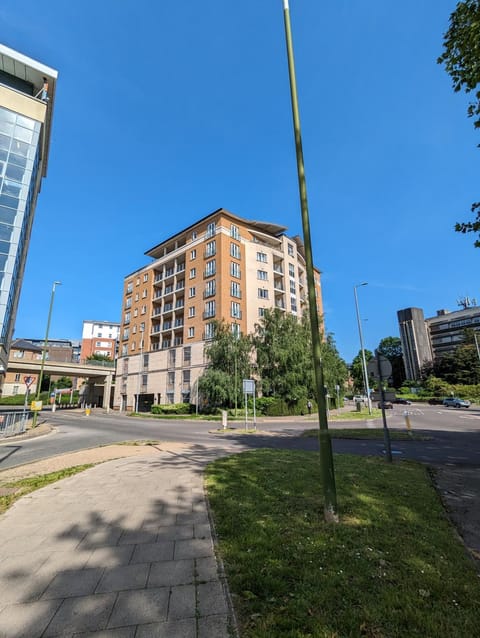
[114,208,324,411]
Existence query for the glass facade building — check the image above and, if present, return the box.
[0,44,57,379]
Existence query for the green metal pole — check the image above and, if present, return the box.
[32,281,61,427]
[282,0,338,522]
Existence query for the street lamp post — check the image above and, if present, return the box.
[474,331,480,364]
[32,281,61,426]
[282,0,338,522]
[354,283,372,414]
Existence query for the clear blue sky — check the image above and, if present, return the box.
[2,0,478,363]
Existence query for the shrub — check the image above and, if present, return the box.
[151,403,192,415]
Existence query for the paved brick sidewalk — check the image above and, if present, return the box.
[0,448,235,637]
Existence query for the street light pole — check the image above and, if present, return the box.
[33,281,61,426]
[354,283,372,414]
[474,331,480,364]
[282,0,338,522]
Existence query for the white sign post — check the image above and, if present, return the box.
[243,379,256,431]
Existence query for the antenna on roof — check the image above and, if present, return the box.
[457,296,476,309]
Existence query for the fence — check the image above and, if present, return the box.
[0,410,32,438]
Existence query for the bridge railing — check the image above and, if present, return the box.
[0,410,32,438]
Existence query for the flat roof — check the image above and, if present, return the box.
[0,43,58,177]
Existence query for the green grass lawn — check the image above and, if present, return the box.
[329,408,383,420]
[302,428,431,441]
[206,451,480,637]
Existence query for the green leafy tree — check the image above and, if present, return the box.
[55,376,72,389]
[254,309,348,403]
[253,309,314,401]
[198,320,252,409]
[350,349,373,393]
[87,353,113,362]
[438,0,480,246]
[378,336,406,388]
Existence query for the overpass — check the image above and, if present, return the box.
[6,359,115,411]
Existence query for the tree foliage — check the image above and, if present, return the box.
[438,0,480,246]
[378,336,406,388]
[198,321,252,410]
[350,349,373,393]
[87,353,113,362]
[253,309,348,403]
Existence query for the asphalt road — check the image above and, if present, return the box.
[0,404,479,471]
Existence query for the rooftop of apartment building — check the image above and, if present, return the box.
[123,207,310,279]
[0,43,58,175]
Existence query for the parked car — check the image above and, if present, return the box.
[428,398,444,405]
[377,401,393,409]
[353,395,368,404]
[393,398,411,405]
[442,397,471,409]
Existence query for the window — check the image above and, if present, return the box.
[205,279,216,298]
[14,373,20,382]
[133,308,138,317]
[230,224,240,239]
[124,312,131,324]
[205,240,216,257]
[122,345,128,356]
[288,263,295,277]
[205,259,216,277]
[205,322,215,339]
[183,369,191,384]
[230,242,240,259]
[257,270,268,280]
[134,292,139,301]
[190,248,196,260]
[231,281,241,298]
[143,353,149,367]
[188,327,195,338]
[142,289,147,298]
[126,282,133,294]
[290,280,296,294]
[204,300,216,318]
[230,261,241,278]
[12,385,19,395]
[142,374,148,386]
[257,252,267,263]
[192,231,197,240]
[143,272,149,282]
[206,221,216,238]
[13,350,24,358]
[189,268,196,279]
[168,371,175,385]
[131,341,136,350]
[183,346,192,363]
[258,307,266,317]
[125,298,132,308]
[231,302,241,318]
[288,243,294,256]
[232,323,240,338]
[258,288,269,299]
[189,287,196,298]
[291,297,297,312]
[188,306,196,318]
[136,277,140,286]
[141,305,146,314]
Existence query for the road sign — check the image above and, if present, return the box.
[31,400,43,411]
[24,376,35,387]
[367,355,392,380]
[243,379,255,394]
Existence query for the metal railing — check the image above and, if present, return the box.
[0,410,32,438]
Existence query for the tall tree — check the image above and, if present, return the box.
[438,0,480,246]
[254,309,314,401]
[350,349,373,393]
[378,336,406,388]
[199,320,252,409]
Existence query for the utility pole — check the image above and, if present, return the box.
[282,0,338,522]
[32,281,61,427]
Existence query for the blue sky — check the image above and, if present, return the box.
[2,0,478,363]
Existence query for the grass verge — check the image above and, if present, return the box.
[302,428,431,441]
[328,408,383,420]
[206,450,480,637]
[0,465,93,514]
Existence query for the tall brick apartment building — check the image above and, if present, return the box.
[114,208,323,411]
